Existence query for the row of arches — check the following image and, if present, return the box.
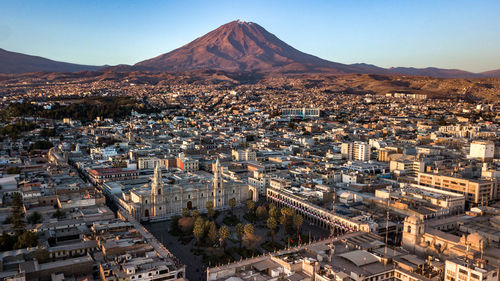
[267,191,358,235]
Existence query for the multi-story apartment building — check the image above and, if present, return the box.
[417,172,497,205]
[231,148,257,161]
[281,107,320,118]
[341,141,371,161]
[468,140,495,161]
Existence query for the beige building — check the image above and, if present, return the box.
[232,149,257,161]
[417,173,497,205]
[402,215,500,268]
[445,258,498,281]
[121,160,250,221]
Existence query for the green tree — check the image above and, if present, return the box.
[192,209,200,218]
[256,205,268,220]
[228,198,236,215]
[267,217,278,245]
[34,248,50,263]
[219,225,230,249]
[205,201,214,209]
[246,200,255,214]
[269,205,279,219]
[280,207,295,234]
[27,212,42,224]
[243,223,261,249]
[14,231,38,249]
[207,208,216,219]
[293,214,304,238]
[0,231,15,251]
[207,221,218,245]
[206,201,215,218]
[235,223,244,248]
[182,208,190,217]
[244,223,254,236]
[170,215,181,233]
[52,209,65,219]
[193,217,205,245]
[11,193,25,235]
[30,140,53,151]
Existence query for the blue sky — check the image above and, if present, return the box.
[1,0,499,72]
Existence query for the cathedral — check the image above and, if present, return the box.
[122,159,250,221]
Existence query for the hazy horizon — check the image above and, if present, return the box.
[1,0,499,72]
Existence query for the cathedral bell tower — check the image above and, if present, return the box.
[151,161,165,217]
[402,215,424,253]
[213,158,224,208]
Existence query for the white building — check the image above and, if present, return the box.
[445,259,498,281]
[469,141,495,160]
[232,149,257,161]
[341,142,371,161]
[281,108,320,118]
[90,146,117,160]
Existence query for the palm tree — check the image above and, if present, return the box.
[256,206,268,220]
[267,217,278,246]
[235,223,244,248]
[246,200,255,214]
[182,208,190,217]
[293,214,303,239]
[193,217,205,246]
[206,201,215,218]
[219,225,230,249]
[228,198,236,215]
[244,223,254,236]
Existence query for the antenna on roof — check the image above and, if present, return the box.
[384,197,390,259]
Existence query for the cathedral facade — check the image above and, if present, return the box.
[122,159,250,221]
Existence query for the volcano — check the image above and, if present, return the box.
[135,20,382,74]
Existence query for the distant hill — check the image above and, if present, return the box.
[481,69,500,77]
[0,48,101,73]
[388,67,483,78]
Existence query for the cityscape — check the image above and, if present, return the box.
[0,1,499,281]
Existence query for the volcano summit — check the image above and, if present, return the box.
[134,20,378,74]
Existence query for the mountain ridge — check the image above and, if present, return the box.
[0,48,101,73]
[0,20,498,78]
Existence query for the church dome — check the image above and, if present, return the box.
[467,232,485,248]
